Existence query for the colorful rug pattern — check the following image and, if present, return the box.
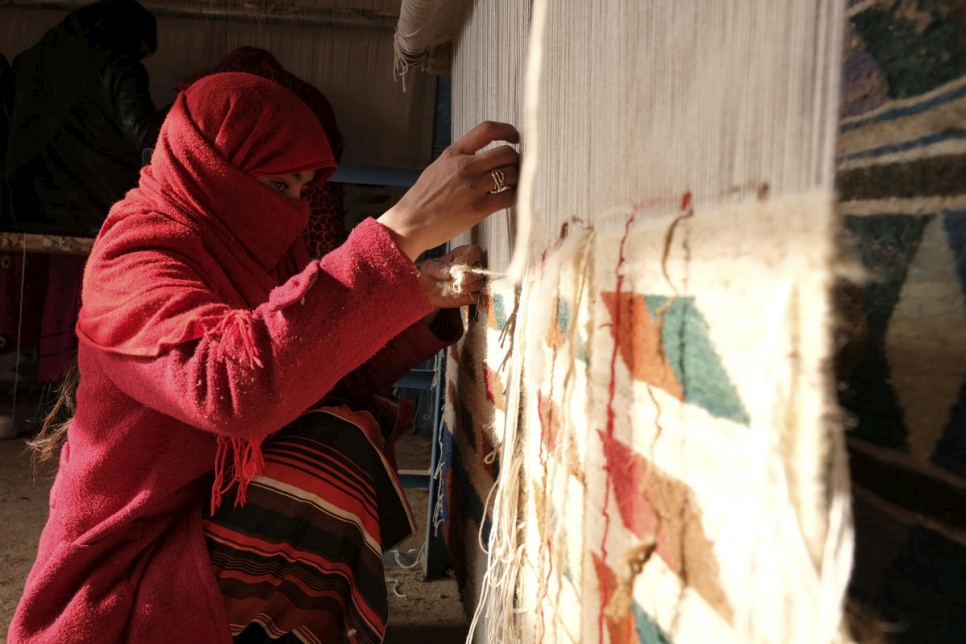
[837,1,966,641]
[510,195,847,644]
[440,193,849,643]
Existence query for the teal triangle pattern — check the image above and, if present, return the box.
[643,295,750,426]
[556,298,589,363]
[556,299,571,334]
[840,214,932,447]
[632,601,674,644]
[492,293,508,331]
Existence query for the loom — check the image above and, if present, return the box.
[397,0,853,642]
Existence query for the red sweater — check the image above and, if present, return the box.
[8,219,456,643]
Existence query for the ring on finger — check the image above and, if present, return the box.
[490,168,506,193]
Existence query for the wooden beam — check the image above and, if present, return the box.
[0,232,94,256]
[0,0,400,30]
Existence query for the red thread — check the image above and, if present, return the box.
[606,215,635,441]
[598,213,635,641]
[207,309,264,369]
[210,437,231,514]
[232,436,265,507]
[210,435,266,514]
[632,193,679,212]
[595,193,691,639]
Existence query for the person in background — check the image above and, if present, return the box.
[176,46,349,259]
[8,72,520,643]
[2,0,162,386]
[4,0,162,236]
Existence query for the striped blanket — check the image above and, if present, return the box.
[204,406,415,644]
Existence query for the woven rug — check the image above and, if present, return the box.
[437,197,851,644]
[430,0,853,641]
[836,1,966,641]
[508,193,848,644]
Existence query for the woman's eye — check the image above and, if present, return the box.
[272,181,288,193]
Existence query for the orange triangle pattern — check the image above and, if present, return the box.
[593,554,640,644]
[601,292,684,400]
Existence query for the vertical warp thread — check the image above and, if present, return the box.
[12,237,28,424]
[447,0,848,640]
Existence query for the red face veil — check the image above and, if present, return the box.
[77,72,337,357]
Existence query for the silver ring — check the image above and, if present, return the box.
[490,168,506,192]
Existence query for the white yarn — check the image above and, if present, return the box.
[449,0,530,271]
[504,0,546,285]
[465,277,530,644]
[436,264,508,296]
[393,0,464,90]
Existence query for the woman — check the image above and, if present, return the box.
[8,72,519,643]
[175,46,350,259]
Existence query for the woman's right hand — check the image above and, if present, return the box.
[377,121,520,261]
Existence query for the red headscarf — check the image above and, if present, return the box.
[177,47,348,257]
[77,72,337,357]
[176,47,344,162]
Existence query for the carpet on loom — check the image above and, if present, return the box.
[440,193,847,644]
[509,193,843,644]
[435,0,852,640]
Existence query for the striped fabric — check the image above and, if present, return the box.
[836,1,966,640]
[204,405,416,644]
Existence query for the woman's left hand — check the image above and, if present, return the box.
[419,245,485,318]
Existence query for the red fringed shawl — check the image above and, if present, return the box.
[176,47,349,257]
[78,72,336,508]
